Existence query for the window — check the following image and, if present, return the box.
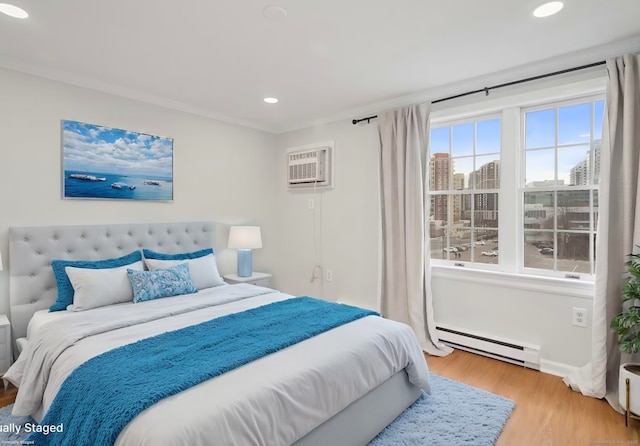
[523,98,603,275]
[428,84,604,280]
[429,116,501,265]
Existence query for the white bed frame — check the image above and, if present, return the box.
[8,221,421,445]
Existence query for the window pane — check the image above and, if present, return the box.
[429,195,449,259]
[429,220,447,259]
[443,196,457,261]
[428,114,502,268]
[452,123,474,157]
[524,191,554,230]
[592,140,601,185]
[461,193,473,221]
[452,157,473,190]
[594,100,604,141]
[430,194,449,223]
[451,229,471,262]
[557,232,590,273]
[593,190,599,231]
[557,190,590,230]
[451,192,470,224]
[473,230,498,263]
[430,154,451,191]
[524,231,554,270]
[476,118,500,155]
[525,149,555,187]
[525,109,555,149]
[452,173,465,191]
[474,193,498,228]
[430,127,450,155]
[558,103,591,146]
[473,156,500,189]
[559,145,590,186]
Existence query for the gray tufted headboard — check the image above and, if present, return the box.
[8,222,215,344]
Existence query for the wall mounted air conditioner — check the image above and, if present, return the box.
[287,143,333,189]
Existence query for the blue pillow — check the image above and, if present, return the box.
[127,263,198,303]
[142,247,213,261]
[50,250,143,312]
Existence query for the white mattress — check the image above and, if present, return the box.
[5,284,430,446]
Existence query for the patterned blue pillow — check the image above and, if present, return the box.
[50,250,143,312]
[142,248,213,261]
[127,263,198,303]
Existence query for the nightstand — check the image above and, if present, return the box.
[0,315,12,375]
[223,272,272,288]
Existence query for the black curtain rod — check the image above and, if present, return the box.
[351,60,606,125]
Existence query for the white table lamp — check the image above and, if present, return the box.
[228,226,262,277]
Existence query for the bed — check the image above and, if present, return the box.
[4,222,429,446]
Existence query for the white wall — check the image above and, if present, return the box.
[0,67,279,317]
[274,114,593,374]
[274,121,381,311]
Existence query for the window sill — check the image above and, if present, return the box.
[431,265,594,299]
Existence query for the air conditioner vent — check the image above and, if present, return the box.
[287,145,332,189]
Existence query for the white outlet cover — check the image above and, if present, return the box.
[573,307,587,327]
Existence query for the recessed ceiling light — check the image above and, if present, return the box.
[264,97,279,104]
[0,3,28,19]
[533,2,564,18]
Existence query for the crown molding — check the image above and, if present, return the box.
[0,54,276,134]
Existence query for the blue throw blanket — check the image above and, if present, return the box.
[29,297,378,446]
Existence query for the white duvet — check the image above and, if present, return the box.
[4,284,430,446]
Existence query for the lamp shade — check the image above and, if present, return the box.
[228,226,262,250]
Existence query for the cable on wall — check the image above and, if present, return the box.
[309,180,324,298]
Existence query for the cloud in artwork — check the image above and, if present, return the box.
[62,121,173,178]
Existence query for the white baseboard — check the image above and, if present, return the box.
[540,359,578,378]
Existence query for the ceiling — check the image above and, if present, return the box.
[0,0,639,133]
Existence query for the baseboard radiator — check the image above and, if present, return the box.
[436,325,541,370]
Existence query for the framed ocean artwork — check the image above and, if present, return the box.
[62,120,174,201]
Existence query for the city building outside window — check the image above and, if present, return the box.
[428,92,603,279]
[429,116,501,265]
[523,97,603,275]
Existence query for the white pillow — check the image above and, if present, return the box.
[143,254,225,290]
[65,261,145,311]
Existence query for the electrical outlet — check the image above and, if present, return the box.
[326,269,333,282]
[308,198,315,210]
[572,307,587,327]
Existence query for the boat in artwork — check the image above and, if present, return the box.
[111,182,136,190]
[69,174,106,181]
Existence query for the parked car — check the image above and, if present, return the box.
[443,247,458,253]
[481,251,498,257]
[539,247,554,255]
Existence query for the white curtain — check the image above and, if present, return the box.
[377,103,452,356]
[564,54,640,409]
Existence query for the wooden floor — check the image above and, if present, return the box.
[0,384,17,409]
[427,349,640,445]
[1,350,638,445]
